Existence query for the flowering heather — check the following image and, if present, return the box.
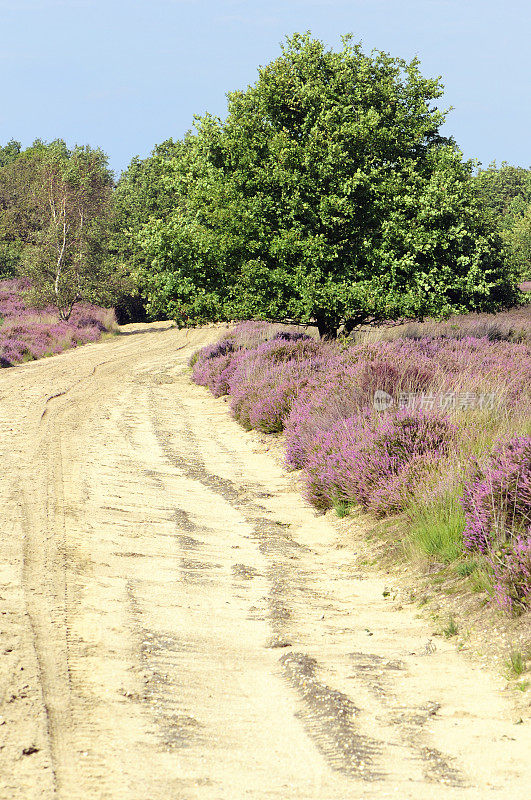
[230,320,313,350]
[461,437,531,553]
[228,338,328,433]
[191,339,240,396]
[285,354,440,470]
[302,409,455,514]
[357,306,531,345]
[0,280,116,367]
[191,319,531,614]
[190,323,315,396]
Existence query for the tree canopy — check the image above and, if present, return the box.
[136,33,519,337]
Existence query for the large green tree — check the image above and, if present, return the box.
[138,33,520,336]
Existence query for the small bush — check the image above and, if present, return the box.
[490,535,531,616]
[0,281,116,367]
[302,408,456,514]
[229,342,327,432]
[191,340,240,396]
[461,436,531,553]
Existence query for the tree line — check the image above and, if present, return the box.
[1,34,529,334]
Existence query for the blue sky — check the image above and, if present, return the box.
[1,0,529,178]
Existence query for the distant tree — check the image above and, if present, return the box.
[0,140,45,277]
[20,141,116,318]
[139,34,519,337]
[510,205,531,280]
[473,162,531,281]
[0,139,21,168]
[108,139,182,320]
[474,162,531,223]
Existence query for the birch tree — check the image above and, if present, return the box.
[23,141,114,319]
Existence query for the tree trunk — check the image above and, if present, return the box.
[314,315,338,340]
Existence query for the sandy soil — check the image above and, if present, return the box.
[0,322,529,799]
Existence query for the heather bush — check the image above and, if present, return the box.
[191,339,240,396]
[272,331,312,343]
[461,436,531,553]
[190,325,317,400]
[228,339,329,432]
[302,408,455,514]
[356,307,531,346]
[458,436,531,614]
[286,379,360,469]
[490,534,531,615]
[230,321,313,350]
[285,352,442,470]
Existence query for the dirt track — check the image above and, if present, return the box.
[0,323,529,799]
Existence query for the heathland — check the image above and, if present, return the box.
[0,35,529,796]
[1,31,529,632]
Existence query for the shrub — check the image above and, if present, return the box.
[490,534,531,616]
[272,331,312,343]
[228,340,328,432]
[191,320,531,616]
[461,436,531,553]
[302,408,456,514]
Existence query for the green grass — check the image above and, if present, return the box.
[442,614,459,638]
[454,558,479,577]
[406,489,465,564]
[467,565,493,594]
[505,649,527,678]
[333,499,352,518]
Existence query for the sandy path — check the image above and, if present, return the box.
[0,323,529,799]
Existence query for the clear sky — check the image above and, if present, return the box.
[1,0,529,178]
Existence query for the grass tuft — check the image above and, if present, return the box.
[505,649,527,678]
[442,614,459,638]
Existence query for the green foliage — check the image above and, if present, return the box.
[510,205,531,280]
[0,139,21,168]
[0,141,45,276]
[0,241,23,278]
[135,33,518,335]
[333,499,352,518]
[442,614,459,638]
[473,161,531,280]
[474,162,531,223]
[136,124,241,324]
[103,138,186,322]
[505,649,527,678]
[109,140,182,290]
[0,138,121,317]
